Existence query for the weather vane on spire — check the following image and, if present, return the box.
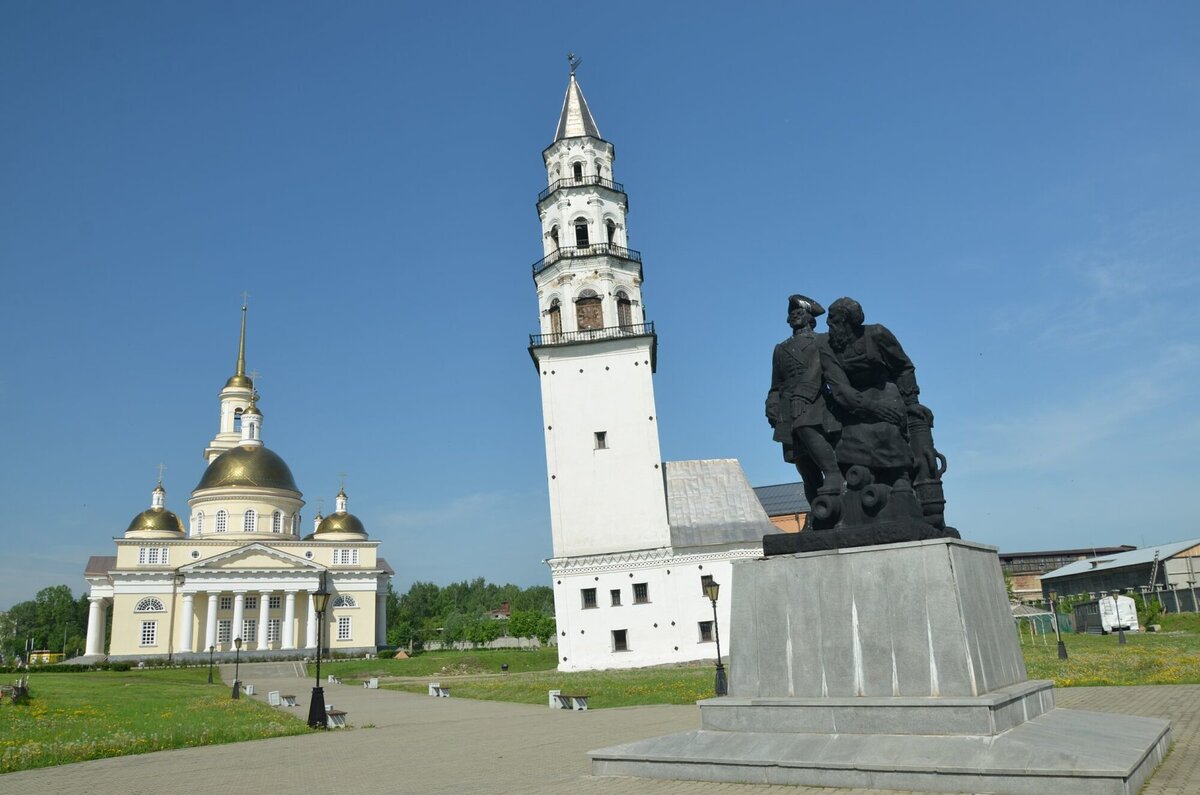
[156,462,167,485]
[568,52,581,76]
[338,472,348,492]
[241,290,250,308]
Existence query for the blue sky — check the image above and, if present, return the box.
[2,3,1197,608]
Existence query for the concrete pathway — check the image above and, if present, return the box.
[3,663,1197,794]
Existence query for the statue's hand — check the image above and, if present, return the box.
[871,401,905,425]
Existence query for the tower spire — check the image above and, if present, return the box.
[555,55,601,141]
[227,295,252,388]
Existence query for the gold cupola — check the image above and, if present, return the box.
[312,485,368,539]
[125,479,186,538]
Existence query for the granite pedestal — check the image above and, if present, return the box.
[590,538,1171,794]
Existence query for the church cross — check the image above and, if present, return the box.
[156,462,167,485]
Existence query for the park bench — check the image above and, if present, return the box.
[548,689,588,710]
[281,694,297,706]
[268,690,281,706]
[242,683,255,696]
[427,682,451,697]
[327,674,341,685]
[363,677,379,689]
[326,709,348,728]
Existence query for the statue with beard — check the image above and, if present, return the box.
[764,296,956,554]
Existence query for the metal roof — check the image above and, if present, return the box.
[752,482,811,517]
[85,555,116,576]
[555,74,601,141]
[1042,537,1200,579]
[664,459,774,548]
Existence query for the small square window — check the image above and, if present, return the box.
[633,582,649,604]
[699,621,714,642]
[594,431,607,449]
[245,596,258,610]
[269,595,281,610]
[612,629,628,652]
[610,589,622,607]
[219,596,233,611]
[581,588,597,609]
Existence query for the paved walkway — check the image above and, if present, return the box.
[3,664,1197,794]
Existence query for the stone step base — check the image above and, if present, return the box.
[591,707,1170,795]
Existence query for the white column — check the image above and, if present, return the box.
[205,592,219,650]
[305,592,318,649]
[232,592,245,646]
[180,593,195,653]
[258,591,270,650]
[376,592,387,647]
[282,591,297,650]
[85,597,107,656]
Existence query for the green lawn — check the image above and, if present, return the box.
[322,647,559,680]
[0,668,309,774]
[1021,628,1200,687]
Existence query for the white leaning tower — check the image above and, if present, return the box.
[530,61,772,672]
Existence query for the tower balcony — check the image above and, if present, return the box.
[529,321,655,349]
[537,174,625,203]
[532,242,642,277]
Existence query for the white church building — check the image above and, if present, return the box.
[83,306,392,661]
[529,65,774,671]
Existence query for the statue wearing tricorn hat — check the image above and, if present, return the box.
[765,294,844,514]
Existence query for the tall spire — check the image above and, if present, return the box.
[555,54,601,141]
[225,298,253,388]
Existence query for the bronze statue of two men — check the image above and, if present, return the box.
[765,295,955,553]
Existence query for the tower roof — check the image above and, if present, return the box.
[225,302,253,389]
[554,73,601,141]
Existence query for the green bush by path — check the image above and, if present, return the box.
[0,668,308,773]
[322,647,558,680]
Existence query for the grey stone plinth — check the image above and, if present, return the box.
[591,708,1171,795]
[592,537,1172,794]
[700,679,1055,736]
[730,537,1025,699]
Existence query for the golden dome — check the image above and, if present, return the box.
[315,511,367,537]
[125,507,185,537]
[195,445,300,493]
[225,373,253,389]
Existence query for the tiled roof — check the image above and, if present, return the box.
[752,482,811,517]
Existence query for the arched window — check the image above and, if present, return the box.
[194,512,204,535]
[617,291,633,328]
[549,225,559,250]
[243,509,257,532]
[576,289,603,331]
[606,219,617,245]
[135,597,165,613]
[574,219,589,248]
[233,409,243,433]
[332,594,357,608]
[548,299,562,335]
[595,159,603,178]
[272,511,283,533]
[216,510,228,533]
[572,161,583,181]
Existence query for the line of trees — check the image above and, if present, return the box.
[1,585,92,662]
[386,577,556,649]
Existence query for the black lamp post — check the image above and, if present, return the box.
[1049,591,1068,660]
[207,645,215,684]
[704,580,728,696]
[231,637,243,699]
[307,577,332,729]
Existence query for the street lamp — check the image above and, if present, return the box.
[703,580,728,697]
[307,576,332,729]
[207,645,215,684]
[231,637,243,699]
[1049,591,1068,660]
